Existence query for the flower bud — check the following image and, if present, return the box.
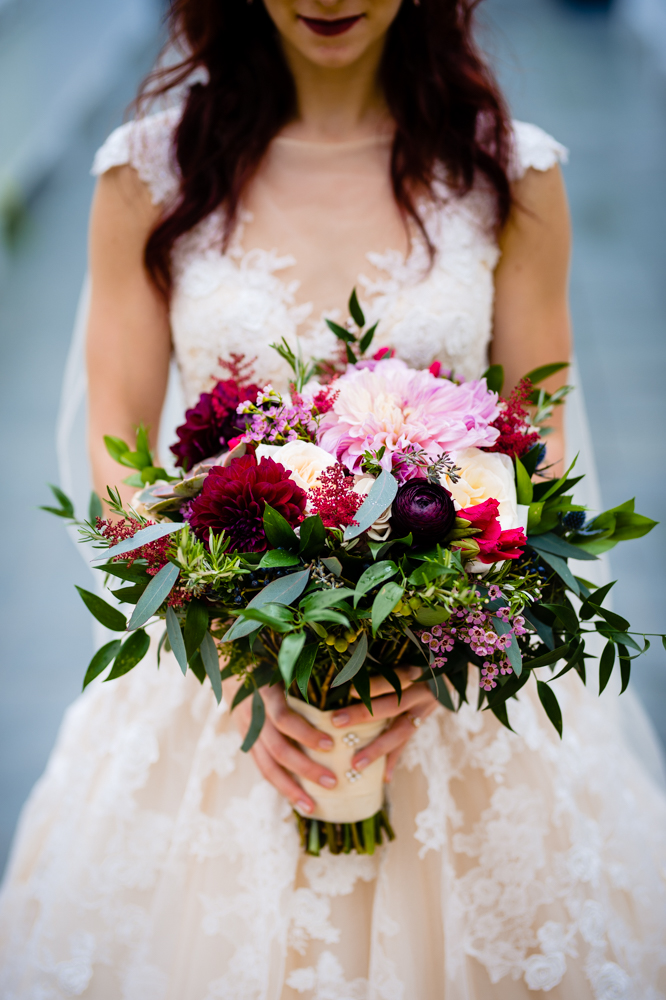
[390,480,456,545]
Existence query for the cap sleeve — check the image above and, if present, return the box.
[91,106,182,206]
[509,120,569,181]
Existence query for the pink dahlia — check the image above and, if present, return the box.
[317,359,500,477]
[187,454,306,552]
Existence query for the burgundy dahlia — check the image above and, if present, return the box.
[171,379,260,470]
[390,479,456,545]
[187,454,306,552]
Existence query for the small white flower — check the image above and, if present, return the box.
[523,951,567,991]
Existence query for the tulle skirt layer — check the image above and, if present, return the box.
[1,624,665,1000]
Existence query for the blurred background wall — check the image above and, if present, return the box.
[1,0,665,877]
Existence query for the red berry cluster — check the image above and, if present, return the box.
[486,379,540,460]
[309,465,363,529]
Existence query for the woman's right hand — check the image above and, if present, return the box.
[222,676,338,815]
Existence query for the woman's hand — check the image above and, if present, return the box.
[332,671,439,782]
[223,676,338,815]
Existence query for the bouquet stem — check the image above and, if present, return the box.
[294,809,396,856]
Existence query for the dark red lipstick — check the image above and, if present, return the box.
[298,14,364,36]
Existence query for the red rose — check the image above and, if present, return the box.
[458,498,526,564]
[187,454,306,552]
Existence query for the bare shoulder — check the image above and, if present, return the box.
[91,164,163,257]
[500,164,571,258]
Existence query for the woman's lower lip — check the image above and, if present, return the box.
[298,14,364,36]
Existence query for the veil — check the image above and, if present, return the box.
[55,277,666,787]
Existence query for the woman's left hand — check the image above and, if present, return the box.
[331,671,439,782]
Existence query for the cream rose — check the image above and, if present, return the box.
[443,447,519,530]
[256,441,337,492]
[352,475,392,541]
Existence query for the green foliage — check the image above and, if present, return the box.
[263,503,299,551]
[515,458,533,505]
[82,640,121,689]
[166,606,188,675]
[331,632,368,688]
[75,586,127,632]
[40,483,75,520]
[371,582,404,635]
[354,561,398,606]
[536,681,563,737]
[482,363,504,394]
[106,629,150,680]
[200,632,222,703]
[299,515,326,561]
[240,690,266,752]
[344,471,398,541]
[128,562,180,630]
[184,600,209,660]
[278,631,307,686]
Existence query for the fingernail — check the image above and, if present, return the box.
[318,736,334,750]
[296,799,313,814]
[385,770,393,783]
[319,774,336,788]
[332,712,349,726]
[355,756,369,770]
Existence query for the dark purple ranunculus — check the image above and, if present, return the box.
[187,454,307,552]
[390,479,456,545]
[171,379,260,470]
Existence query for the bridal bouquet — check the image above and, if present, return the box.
[45,293,661,856]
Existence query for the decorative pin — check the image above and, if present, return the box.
[342,732,361,747]
[345,768,362,783]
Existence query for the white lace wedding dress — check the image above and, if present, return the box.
[1,111,665,1000]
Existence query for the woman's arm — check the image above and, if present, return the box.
[87,165,171,508]
[492,164,573,472]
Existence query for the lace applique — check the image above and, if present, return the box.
[286,951,368,999]
[91,106,182,205]
[303,849,378,897]
[288,889,340,955]
[510,120,569,181]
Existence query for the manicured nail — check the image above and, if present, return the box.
[355,756,370,770]
[385,770,393,783]
[332,712,349,727]
[319,774,336,788]
[318,736,334,750]
[296,799,313,814]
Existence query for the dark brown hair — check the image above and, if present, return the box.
[141,0,512,296]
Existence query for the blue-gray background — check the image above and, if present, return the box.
[1,0,664,878]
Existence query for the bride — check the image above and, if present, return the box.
[2,0,665,996]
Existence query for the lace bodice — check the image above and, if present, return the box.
[91,109,567,407]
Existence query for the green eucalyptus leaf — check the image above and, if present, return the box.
[184,600,209,659]
[82,640,121,690]
[618,644,631,694]
[166,606,188,675]
[97,522,184,562]
[536,551,580,596]
[75,586,127,632]
[530,532,597,562]
[300,588,355,614]
[128,562,180,630]
[295,643,318,700]
[321,556,342,577]
[240,689,266,752]
[428,673,455,711]
[200,631,222,703]
[278,632,307,686]
[598,640,616,695]
[104,435,131,463]
[331,632,368,688]
[106,629,150,680]
[414,606,450,627]
[222,569,311,642]
[537,680,563,737]
[540,602,579,635]
[371,582,404,636]
[353,561,398,607]
[259,549,300,569]
[523,608,554,650]
[344,471,398,542]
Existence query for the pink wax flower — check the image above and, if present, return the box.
[317,358,500,476]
